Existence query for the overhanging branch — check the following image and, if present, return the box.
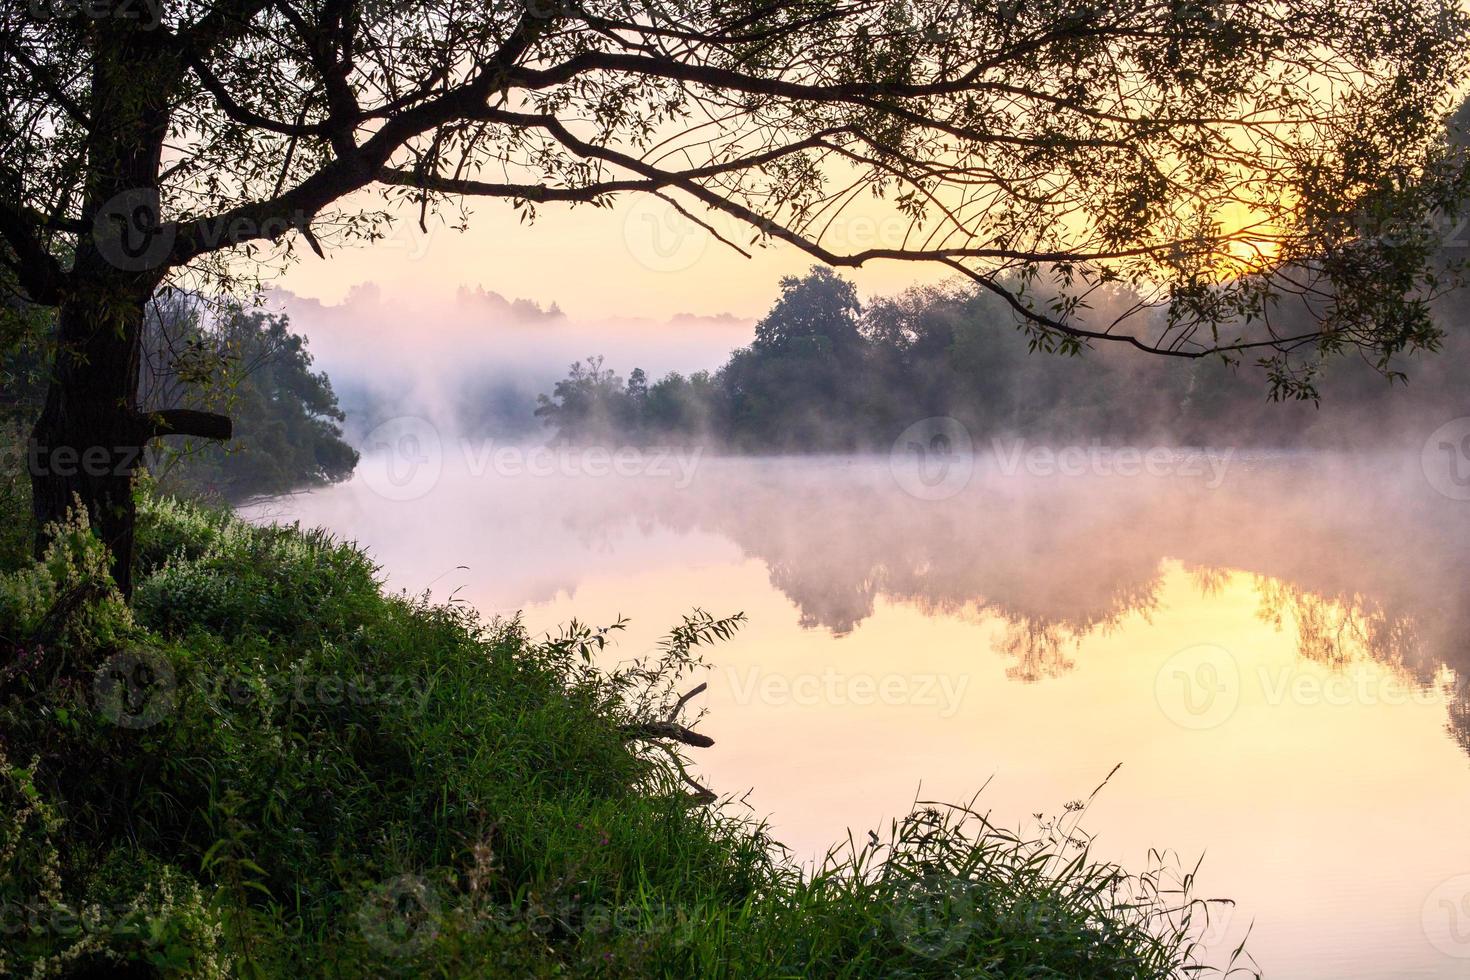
[139,409,234,441]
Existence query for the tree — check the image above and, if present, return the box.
[2,1,1468,593]
[4,291,358,500]
[724,268,870,447]
[140,300,358,500]
[534,355,631,442]
[537,264,1470,450]
[753,267,863,357]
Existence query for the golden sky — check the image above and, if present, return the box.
[277,191,949,320]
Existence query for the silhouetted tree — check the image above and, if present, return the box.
[752,268,863,358]
[537,266,1470,450]
[534,356,632,443]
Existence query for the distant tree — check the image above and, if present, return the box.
[535,356,632,443]
[753,268,864,358]
[644,370,721,442]
[4,294,357,501]
[142,301,358,501]
[2,0,1468,591]
[538,265,1470,450]
[722,269,869,447]
[626,368,649,400]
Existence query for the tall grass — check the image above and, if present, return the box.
[0,489,1254,977]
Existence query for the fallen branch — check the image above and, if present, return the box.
[622,720,714,748]
[621,682,717,802]
[621,681,713,747]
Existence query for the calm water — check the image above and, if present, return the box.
[246,443,1470,977]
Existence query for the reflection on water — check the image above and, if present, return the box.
[246,451,1470,978]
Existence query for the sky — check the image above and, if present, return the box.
[275,190,949,322]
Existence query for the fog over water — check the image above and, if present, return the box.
[266,284,753,440]
[247,441,1470,979]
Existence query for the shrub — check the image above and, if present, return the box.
[0,749,232,978]
[0,423,32,570]
[0,505,136,659]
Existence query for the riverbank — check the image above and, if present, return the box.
[0,484,1241,977]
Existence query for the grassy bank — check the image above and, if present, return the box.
[0,484,1248,977]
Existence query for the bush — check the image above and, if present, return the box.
[0,423,34,570]
[0,494,1249,977]
[0,717,232,978]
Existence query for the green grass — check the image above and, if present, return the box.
[0,488,1253,978]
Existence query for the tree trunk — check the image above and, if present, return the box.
[27,285,234,597]
[29,288,150,596]
[17,19,235,599]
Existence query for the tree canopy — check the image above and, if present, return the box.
[3,294,358,501]
[139,300,359,501]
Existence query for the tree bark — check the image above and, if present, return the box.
[28,289,151,596]
[28,289,234,597]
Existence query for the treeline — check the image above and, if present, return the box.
[536,267,1470,450]
[3,291,357,503]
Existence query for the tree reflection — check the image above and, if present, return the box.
[1252,580,1420,673]
[593,454,1470,753]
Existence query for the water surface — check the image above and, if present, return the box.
[246,447,1470,977]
